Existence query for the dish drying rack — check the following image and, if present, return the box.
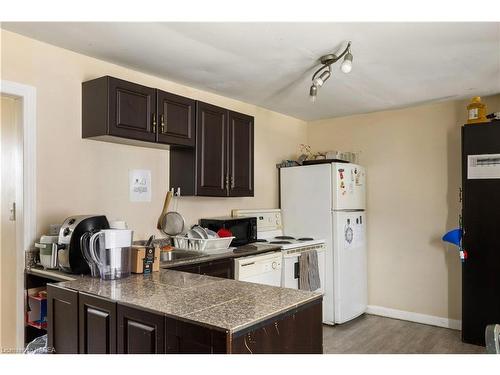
[172,236,235,252]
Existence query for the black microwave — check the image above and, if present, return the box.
[198,216,257,247]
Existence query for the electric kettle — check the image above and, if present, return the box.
[88,229,133,280]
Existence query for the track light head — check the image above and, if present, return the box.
[309,84,318,103]
[341,52,353,74]
[309,41,353,101]
[313,69,331,87]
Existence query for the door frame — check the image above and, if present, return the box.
[1,80,37,348]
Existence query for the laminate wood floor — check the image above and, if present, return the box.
[323,314,485,354]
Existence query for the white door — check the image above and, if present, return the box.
[333,211,367,323]
[332,163,366,210]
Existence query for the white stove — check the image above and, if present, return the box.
[232,209,326,295]
[232,209,324,249]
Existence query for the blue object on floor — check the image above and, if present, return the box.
[442,228,462,247]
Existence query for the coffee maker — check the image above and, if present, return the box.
[57,215,110,274]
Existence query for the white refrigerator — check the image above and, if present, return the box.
[280,163,367,325]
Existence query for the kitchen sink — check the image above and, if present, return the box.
[160,249,208,263]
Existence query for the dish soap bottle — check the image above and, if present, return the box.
[467,96,488,124]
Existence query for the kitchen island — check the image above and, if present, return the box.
[47,269,322,354]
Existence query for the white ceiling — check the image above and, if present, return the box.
[3,22,500,121]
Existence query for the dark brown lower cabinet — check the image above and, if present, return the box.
[47,284,79,354]
[48,284,322,354]
[79,292,116,354]
[230,300,323,354]
[117,304,165,354]
[165,317,227,354]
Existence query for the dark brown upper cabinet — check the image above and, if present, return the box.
[196,102,228,196]
[156,90,195,147]
[228,110,254,197]
[82,76,254,197]
[170,102,254,197]
[82,76,194,148]
[108,78,156,142]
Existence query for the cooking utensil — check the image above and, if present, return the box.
[157,191,173,230]
[146,234,155,248]
[161,192,185,236]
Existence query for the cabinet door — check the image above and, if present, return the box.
[231,300,322,354]
[199,259,233,279]
[196,101,228,196]
[79,292,117,354]
[117,304,165,354]
[47,284,79,354]
[228,111,254,197]
[165,317,228,354]
[157,90,195,147]
[108,77,157,142]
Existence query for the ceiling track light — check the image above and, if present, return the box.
[309,41,353,103]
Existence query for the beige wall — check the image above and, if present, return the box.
[308,94,500,320]
[0,29,307,241]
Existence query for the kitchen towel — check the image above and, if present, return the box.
[299,250,321,292]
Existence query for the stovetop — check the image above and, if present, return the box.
[231,208,325,250]
[255,235,325,249]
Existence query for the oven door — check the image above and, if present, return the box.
[281,246,325,294]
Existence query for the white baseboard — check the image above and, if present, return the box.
[366,305,462,331]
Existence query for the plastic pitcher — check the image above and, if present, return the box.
[89,229,133,280]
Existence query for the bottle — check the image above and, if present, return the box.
[467,97,488,124]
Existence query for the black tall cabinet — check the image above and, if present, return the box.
[461,123,500,346]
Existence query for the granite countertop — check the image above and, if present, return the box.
[56,269,322,334]
[160,242,282,268]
